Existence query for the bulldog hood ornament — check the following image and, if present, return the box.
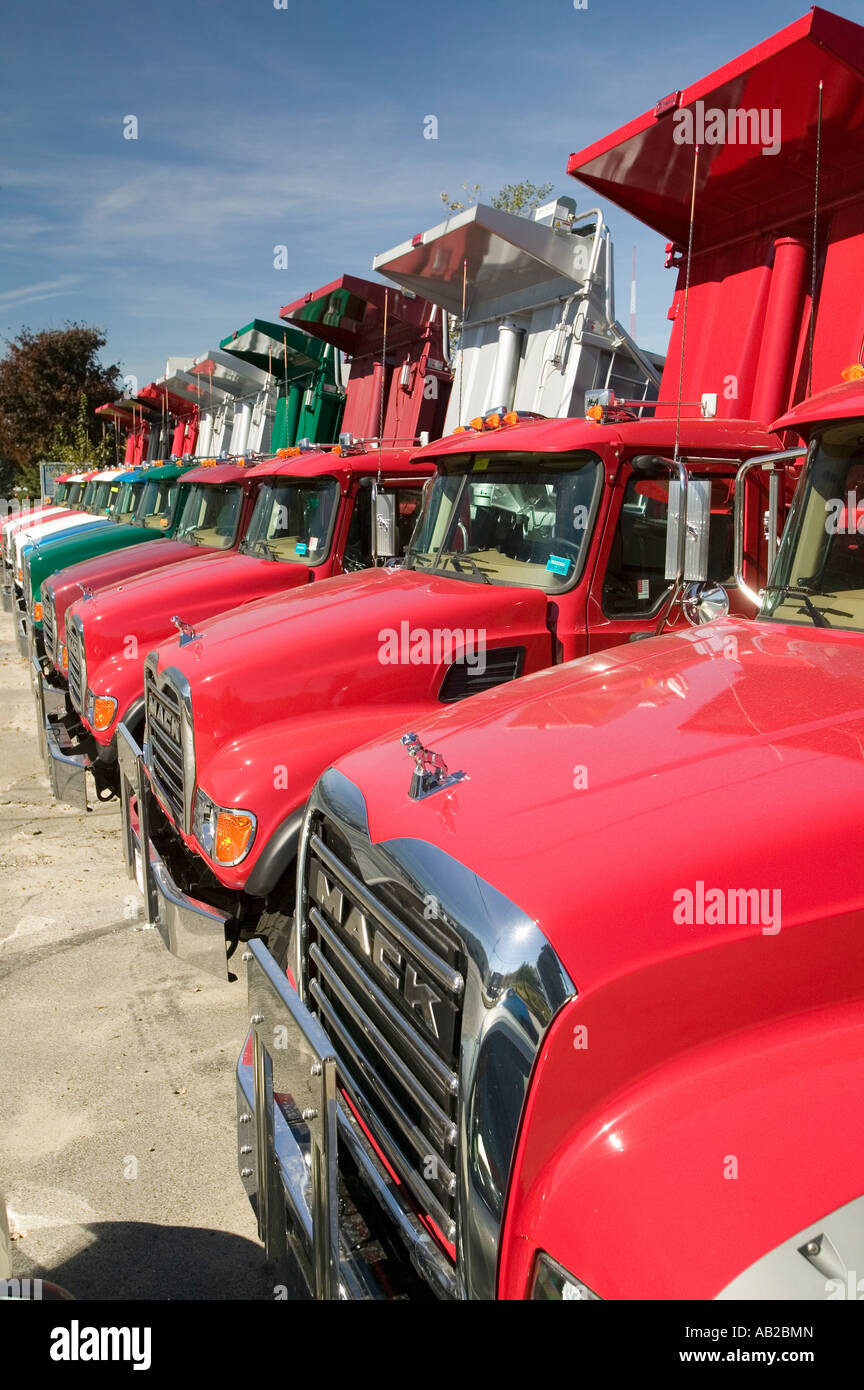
[171,615,200,647]
[400,731,466,801]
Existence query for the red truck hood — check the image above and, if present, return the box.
[47,538,208,651]
[332,617,864,992]
[72,549,311,675]
[151,567,551,780]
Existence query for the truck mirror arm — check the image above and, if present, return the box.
[733,448,806,607]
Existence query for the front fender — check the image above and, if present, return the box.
[80,647,148,745]
[499,988,864,1300]
[190,702,440,892]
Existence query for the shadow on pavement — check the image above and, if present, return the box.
[30,1221,277,1301]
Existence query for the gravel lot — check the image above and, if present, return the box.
[0,607,272,1300]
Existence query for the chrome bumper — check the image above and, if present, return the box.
[32,653,89,809]
[237,939,455,1300]
[118,723,230,978]
[15,609,28,657]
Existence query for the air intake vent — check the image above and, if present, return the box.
[438,646,524,703]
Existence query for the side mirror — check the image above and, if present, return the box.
[372,486,397,559]
[682,580,729,625]
[665,477,712,583]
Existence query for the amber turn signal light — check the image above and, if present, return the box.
[92,696,118,732]
[214,811,255,865]
[841,363,864,382]
[33,602,42,623]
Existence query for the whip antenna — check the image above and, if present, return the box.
[458,258,467,424]
[808,80,824,397]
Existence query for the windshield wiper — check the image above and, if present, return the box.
[764,583,832,628]
[250,539,277,560]
[404,549,434,569]
[439,551,492,584]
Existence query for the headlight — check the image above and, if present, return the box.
[85,690,118,732]
[193,788,257,866]
[530,1253,600,1301]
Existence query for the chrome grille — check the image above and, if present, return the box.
[303,818,465,1245]
[144,668,186,827]
[66,619,86,712]
[42,591,56,665]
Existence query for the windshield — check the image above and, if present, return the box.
[174,483,243,549]
[54,483,68,504]
[404,451,602,591]
[65,482,83,507]
[134,477,180,531]
[105,482,123,515]
[94,481,114,511]
[113,480,138,521]
[81,481,98,509]
[239,479,340,564]
[763,424,864,633]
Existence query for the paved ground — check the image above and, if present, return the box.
[0,608,272,1299]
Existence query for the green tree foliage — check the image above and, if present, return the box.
[0,324,121,492]
[50,391,115,470]
[439,180,554,217]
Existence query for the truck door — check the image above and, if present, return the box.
[336,481,426,574]
[586,466,736,654]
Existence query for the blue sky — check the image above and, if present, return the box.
[3,0,862,389]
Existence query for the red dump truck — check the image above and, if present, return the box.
[227,7,864,1300]
[119,68,815,981]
